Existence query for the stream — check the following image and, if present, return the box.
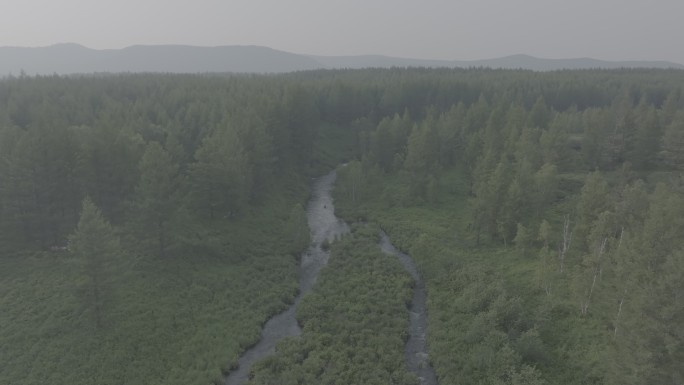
[224,170,349,385]
[380,233,438,385]
[224,169,437,385]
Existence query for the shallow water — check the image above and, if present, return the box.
[224,170,436,385]
[224,170,349,385]
[380,232,438,385]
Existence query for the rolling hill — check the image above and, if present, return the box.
[1,44,682,75]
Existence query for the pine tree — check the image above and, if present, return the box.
[284,203,310,256]
[132,141,182,257]
[370,117,396,172]
[575,170,610,250]
[660,113,684,171]
[437,102,466,167]
[339,160,364,204]
[537,244,554,295]
[533,163,558,216]
[639,183,684,269]
[233,117,275,202]
[189,128,252,219]
[513,223,531,256]
[659,89,681,127]
[69,197,121,328]
[473,160,512,243]
[527,96,552,129]
[627,98,661,170]
[403,121,439,199]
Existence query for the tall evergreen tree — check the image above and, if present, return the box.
[575,170,610,250]
[69,197,122,328]
[527,96,552,129]
[131,141,182,257]
[660,113,684,170]
[403,120,440,199]
[626,98,661,170]
[284,203,310,256]
[189,128,251,220]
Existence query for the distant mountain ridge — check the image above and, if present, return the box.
[1,44,682,75]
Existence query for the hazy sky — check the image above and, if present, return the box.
[2,0,683,64]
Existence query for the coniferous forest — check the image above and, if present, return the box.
[1,68,683,385]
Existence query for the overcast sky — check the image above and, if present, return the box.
[2,0,683,64]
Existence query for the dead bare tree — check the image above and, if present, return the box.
[614,288,627,339]
[613,227,626,339]
[581,237,607,316]
[558,215,573,273]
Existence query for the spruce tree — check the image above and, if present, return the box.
[132,141,182,257]
[69,197,121,328]
[190,128,251,220]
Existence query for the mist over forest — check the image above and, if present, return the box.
[1,61,683,385]
[1,43,683,76]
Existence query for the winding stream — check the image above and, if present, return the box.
[224,170,437,385]
[380,233,438,385]
[224,171,349,385]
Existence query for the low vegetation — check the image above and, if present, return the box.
[249,224,417,385]
[333,82,684,384]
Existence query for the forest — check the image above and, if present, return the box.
[0,68,682,385]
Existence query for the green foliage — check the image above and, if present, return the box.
[69,197,122,328]
[130,142,183,257]
[2,68,684,385]
[533,163,559,213]
[574,171,610,248]
[189,128,251,220]
[331,72,684,383]
[0,196,302,385]
[403,119,440,198]
[513,223,531,255]
[248,228,416,385]
[284,203,310,256]
[0,73,329,384]
[338,160,364,204]
[537,219,551,246]
[660,112,684,170]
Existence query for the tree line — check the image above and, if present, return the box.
[1,68,683,385]
[333,70,683,385]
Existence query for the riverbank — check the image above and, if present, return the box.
[246,223,418,385]
[380,232,438,385]
[332,166,557,384]
[229,167,426,384]
[224,171,349,385]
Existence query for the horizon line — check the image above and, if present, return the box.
[2,42,683,67]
